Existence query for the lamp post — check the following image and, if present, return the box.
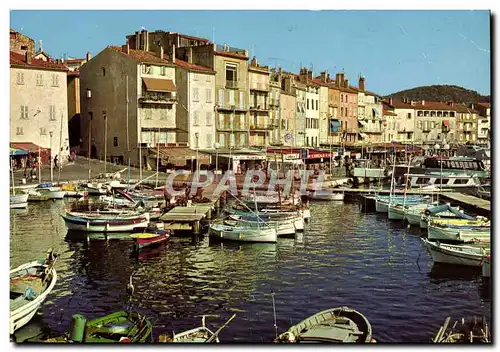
[49,131,53,182]
[103,113,107,175]
[86,88,92,181]
[195,132,199,176]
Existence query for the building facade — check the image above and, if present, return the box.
[476,102,490,145]
[382,100,398,143]
[327,82,341,145]
[294,81,307,148]
[315,72,330,148]
[10,28,35,55]
[80,45,178,167]
[360,92,384,144]
[248,57,271,147]
[455,104,478,144]
[10,51,70,161]
[269,80,282,145]
[412,100,456,146]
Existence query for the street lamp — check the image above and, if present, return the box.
[86,88,92,181]
[49,131,53,182]
[213,142,220,182]
[103,113,107,175]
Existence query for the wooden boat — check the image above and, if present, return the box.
[375,195,426,213]
[44,311,152,343]
[229,210,304,232]
[421,238,489,266]
[419,204,473,229]
[27,189,52,202]
[10,192,29,209]
[432,316,490,343]
[427,221,490,243]
[209,223,277,243]
[60,210,149,232]
[158,314,236,343]
[307,189,344,201]
[82,182,108,195]
[276,306,375,343]
[388,202,431,221]
[228,214,299,236]
[36,183,65,199]
[59,183,87,198]
[224,218,295,237]
[130,226,170,250]
[10,250,58,334]
[482,254,491,278]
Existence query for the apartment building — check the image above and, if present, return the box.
[80,44,178,167]
[335,73,358,144]
[327,80,341,145]
[476,102,491,145]
[454,104,478,144]
[412,100,457,145]
[248,57,272,147]
[10,28,35,55]
[382,100,398,143]
[314,72,330,147]
[296,68,319,147]
[10,50,70,162]
[269,79,282,144]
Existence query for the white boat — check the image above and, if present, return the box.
[10,193,29,209]
[388,203,431,221]
[60,210,149,232]
[427,221,490,243]
[172,323,219,343]
[482,255,491,278]
[36,184,65,199]
[421,238,489,266]
[405,173,481,189]
[10,251,57,334]
[99,195,136,206]
[209,223,277,243]
[308,189,344,201]
[225,218,295,237]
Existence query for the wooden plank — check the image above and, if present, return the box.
[159,214,205,221]
[162,223,192,230]
[441,192,490,211]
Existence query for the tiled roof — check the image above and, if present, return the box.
[109,46,172,65]
[365,90,380,97]
[388,100,414,109]
[215,50,248,60]
[478,102,491,108]
[10,51,68,71]
[310,78,329,87]
[68,71,80,77]
[175,58,215,74]
[383,108,397,116]
[65,59,86,64]
[412,101,457,111]
[454,104,479,114]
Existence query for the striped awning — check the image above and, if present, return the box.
[142,78,176,92]
[10,147,28,156]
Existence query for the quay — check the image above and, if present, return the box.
[440,192,491,218]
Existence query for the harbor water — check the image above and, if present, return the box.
[10,199,491,343]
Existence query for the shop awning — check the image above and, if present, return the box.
[10,142,48,153]
[10,147,28,156]
[149,147,210,164]
[142,78,176,92]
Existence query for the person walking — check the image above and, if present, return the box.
[54,155,59,169]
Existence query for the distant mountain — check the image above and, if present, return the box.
[386,85,490,104]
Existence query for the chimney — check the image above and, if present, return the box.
[327,73,330,82]
[86,51,91,62]
[143,30,149,51]
[135,31,140,50]
[307,69,312,80]
[250,56,257,67]
[448,101,454,108]
[411,100,416,106]
[421,100,425,105]
[344,79,349,89]
[320,71,327,83]
[389,98,393,105]
[335,73,341,87]
[121,44,130,55]
[25,51,31,64]
[359,76,365,92]
[469,103,474,110]
[188,47,193,64]
[172,45,176,63]
[159,46,164,59]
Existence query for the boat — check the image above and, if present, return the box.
[388,202,431,221]
[224,218,295,237]
[307,189,344,201]
[10,249,58,335]
[44,311,153,343]
[229,210,304,232]
[421,238,489,266]
[375,195,426,213]
[482,254,491,278]
[275,306,375,343]
[60,210,150,232]
[427,222,490,243]
[158,314,236,343]
[419,204,474,229]
[10,192,29,209]
[36,183,65,199]
[209,223,277,243]
[129,226,170,250]
[403,172,481,190]
[432,316,490,343]
[27,189,52,202]
[59,183,88,198]
[352,159,386,179]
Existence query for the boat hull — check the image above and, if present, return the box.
[61,213,149,232]
[308,191,344,201]
[427,224,490,243]
[375,199,389,213]
[422,239,489,267]
[135,233,170,250]
[388,204,405,220]
[10,194,29,209]
[209,224,277,243]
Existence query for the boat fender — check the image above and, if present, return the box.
[119,337,132,343]
[68,314,87,343]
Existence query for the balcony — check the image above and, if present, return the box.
[250,124,274,131]
[249,104,269,111]
[269,98,279,107]
[250,84,270,92]
[217,123,248,132]
[139,92,176,104]
[217,103,248,112]
[226,80,239,89]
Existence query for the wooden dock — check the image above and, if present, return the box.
[159,203,216,234]
[338,188,456,195]
[440,192,490,217]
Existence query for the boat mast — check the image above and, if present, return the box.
[126,75,131,186]
[11,161,15,196]
[274,152,282,207]
[57,111,63,184]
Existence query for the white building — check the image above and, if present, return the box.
[10,50,69,162]
[175,58,216,150]
[476,102,490,145]
[305,83,320,147]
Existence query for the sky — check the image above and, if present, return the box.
[10,10,491,96]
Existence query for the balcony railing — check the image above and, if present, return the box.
[139,93,177,104]
[217,123,248,131]
[249,104,269,111]
[226,80,239,89]
[250,124,273,131]
[217,103,248,111]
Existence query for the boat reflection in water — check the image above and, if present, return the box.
[65,230,135,242]
[428,263,482,282]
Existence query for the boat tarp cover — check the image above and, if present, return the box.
[425,204,476,220]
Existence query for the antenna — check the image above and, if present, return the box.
[271,292,278,338]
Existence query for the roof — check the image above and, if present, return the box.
[108,46,172,65]
[388,100,414,109]
[365,90,380,97]
[383,108,397,116]
[175,58,215,74]
[215,50,248,60]
[454,104,479,114]
[10,51,68,71]
[411,101,457,111]
[10,142,49,152]
[142,77,176,92]
[340,86,358,94]
[68,71,80,77]
[310,78,329,87]
[477,102,491,108]
[64,58,86,64]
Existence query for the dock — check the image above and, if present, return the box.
[159,203,219,234]
[338,188,456,195]
[440,192,491,218]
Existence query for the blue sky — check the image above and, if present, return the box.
[10,10,491,95]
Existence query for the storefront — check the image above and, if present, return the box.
[147,147,211,172]
[10,142,51,166]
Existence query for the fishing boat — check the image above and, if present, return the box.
[275,306,375,343]
[388,202,432,221]
[36,183,65,199]
[375,195,426,213]
[229,210,304,232]
[44,311,153,343]
[427,218,490,243]
[209,223,277,243]
[27,188,52,202]
[129,226,170,250]
[158,314,236,343]
[60,210,150,232]
[352,159,386,179]
[421,238,489,266]
[224,218,295,237]
[82,182,108,196]
[419,204,473,229]
[59,183,87,198]
[10,192,29,209]
[482,254,491,278]
[307,189,344,201]
[432,316,490,343]
[10,249,58,335]
[403,172,481,189]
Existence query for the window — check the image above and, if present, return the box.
[193,73,198,81]
[417,121,422,129]
[102,67,106,76]
[240,92,245,109]
[407,113,411,119]
[49,105,56,121]
[144,108,152,120]
[431,121,436,129]
[143,65,151,74]
[159,132,167,144]
[225,63,237,82]
[218,89,225,106]
[113,137,118,146]
[341,95,344,103]
[16,72,24,85]
[20,106,28,119]
[193,88,199,102]
[206,88,212,103]
[36,73,43,86]
[307,99,309,110]
[316,100,319,110]
[40,127,47,135]
[206,75,212,82]
[219,133,225,147]
[21,45,28,50]
[51,74,59,87]
[239,133,245,147]
[16,127,24,135]
[206,111,212,126]
[229,90,235,105]
[141,131,152,143]
[193,111,200,126]
[229,133,235,147]
[161,66,166,76]
[206,134,212,148]
[160,108,167,120]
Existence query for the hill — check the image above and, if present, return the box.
[387,85,490,104]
